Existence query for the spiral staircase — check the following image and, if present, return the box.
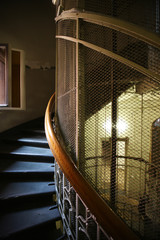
[0,118,63,240]
[0,1,160,240]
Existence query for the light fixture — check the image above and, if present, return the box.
[103,118,127,135]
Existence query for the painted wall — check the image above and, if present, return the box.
[0,0,56,132]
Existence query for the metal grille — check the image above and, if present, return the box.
[80,20,160,75]
[84,0,160,34]
[78,45,160,238]
[57,39,77,162]
[57,20,76,38]
[55,161,110,240]
[61,0,160,34]
[55,5,160,239]
[84,0,112,16]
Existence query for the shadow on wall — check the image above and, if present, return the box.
[26,67,55,114]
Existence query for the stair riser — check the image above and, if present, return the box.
[0,205,61,239]
[0,193,56,209]
[2,221,60,240]
[2,140,49,148]
[0,153,54,163]
[0,172,54,181]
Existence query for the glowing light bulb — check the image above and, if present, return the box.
[103,118,127,135]
[103,119,112,134]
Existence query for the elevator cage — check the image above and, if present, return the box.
[54,0,160,239]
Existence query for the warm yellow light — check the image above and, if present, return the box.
[117,119,127,134]
[103,118,127,135]
[103,119,111,134]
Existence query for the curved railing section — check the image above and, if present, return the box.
[45,93,139,240]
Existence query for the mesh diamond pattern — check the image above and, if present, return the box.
[56,5,160,238]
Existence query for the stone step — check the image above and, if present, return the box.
[1,130,49,148]
[0,160,54,174]
[0,117,62,239]
[0,181,55,201]
[0,160,54,180]
[0,144,53,162]
[0,205,61,239]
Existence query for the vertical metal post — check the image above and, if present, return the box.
[76,194,79,240]
[124,138,128,193]
[140,94,144,194]
[55,22,59,122]
[77,19,86,174]
[110,0,117,205]
[110,77,117,205]
[76,18,79,167]
[95,114,99,190]
[62,172,65,235]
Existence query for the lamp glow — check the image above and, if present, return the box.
[103,118,127,135]
[103,119,112,134]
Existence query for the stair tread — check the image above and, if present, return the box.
[0,205,61,239]
[0,181,55,200]
[2,132,48,144]
[9,136,47,144]
[0,144,53,157]
[0,118,60,239]
[0,160,54,173]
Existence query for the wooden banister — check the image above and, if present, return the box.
[45,93,139,240]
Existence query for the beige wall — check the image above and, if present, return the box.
[0,0,56,132]
[0,68,55,132]
[0,0,56,69]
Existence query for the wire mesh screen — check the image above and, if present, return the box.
[78,45,160,238]
[62,0,160,34]
[56,5,160,239]
[57,19,76,38]
[79,20,160,75]
[83,0,159,34]
[57,38,77,162]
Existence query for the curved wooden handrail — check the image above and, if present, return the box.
[45,93,139,240]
